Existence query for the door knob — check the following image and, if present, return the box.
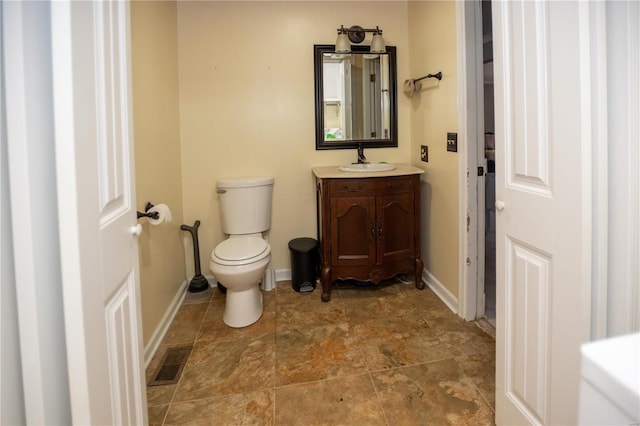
[495,200,505,211]
[130,224,143,236]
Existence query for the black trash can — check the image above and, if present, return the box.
[288,238,318,293]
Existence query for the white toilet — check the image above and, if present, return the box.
[209,176,274,328]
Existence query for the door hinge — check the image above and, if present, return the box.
[477,166,484,176]
[370,74,376,83]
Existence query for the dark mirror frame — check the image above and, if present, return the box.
[314,44,398,150]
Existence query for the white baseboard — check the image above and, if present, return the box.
[143,279,188,368]
[275,268,291,282]
[422,269,459,315]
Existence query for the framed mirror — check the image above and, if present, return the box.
[314,44,397,150]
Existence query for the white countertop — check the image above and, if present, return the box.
[312,164,425,179]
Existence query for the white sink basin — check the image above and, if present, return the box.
[338,163,395,173]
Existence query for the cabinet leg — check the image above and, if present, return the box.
[321,266,332,302]
[415,257,425,290]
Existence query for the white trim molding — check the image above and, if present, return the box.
[604,0,640,337]
[275,268,291,282]
[423,269,458,315]
[626,1,640,333]
[143,279,188,368]
[456,0,485,322]
[582,1,609,342]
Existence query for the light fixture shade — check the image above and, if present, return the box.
[335,33,351,53]
[370,33,386,53]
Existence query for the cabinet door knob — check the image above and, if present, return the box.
[495,200,505,211]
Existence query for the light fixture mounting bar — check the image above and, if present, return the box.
[337,25,383,44]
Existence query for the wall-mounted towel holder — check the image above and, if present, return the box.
[403,72,442,98]
[413,71,442,82]
[137,202,159,220]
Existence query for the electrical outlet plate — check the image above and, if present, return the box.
[421,145,428,162]
[447,132,458,152]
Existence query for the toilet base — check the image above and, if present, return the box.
[223,286,263,328]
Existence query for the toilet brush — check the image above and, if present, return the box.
[180,220,210,293]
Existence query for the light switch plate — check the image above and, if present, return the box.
[421,145,428,162]
[447,132,458,152]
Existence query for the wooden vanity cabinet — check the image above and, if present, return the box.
[316,174,425,302]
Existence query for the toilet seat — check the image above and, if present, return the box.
[212,236,270,266]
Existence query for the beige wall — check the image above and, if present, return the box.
[176,1,412,274]
[131,1,186,345]
[408,1,459,297]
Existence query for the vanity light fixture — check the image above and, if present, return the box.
[335,27,351,53]
[335,25,386,54]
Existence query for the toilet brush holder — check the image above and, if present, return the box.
[180,220,209,293]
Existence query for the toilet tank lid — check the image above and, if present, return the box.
[217,176,274,188]
[214,236,269,261]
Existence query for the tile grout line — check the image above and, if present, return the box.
[367,371,391,426]
[476,385,495,414]
[272,371,372,392]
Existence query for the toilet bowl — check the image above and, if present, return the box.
[209,176,274,328]
[210,234,271,327]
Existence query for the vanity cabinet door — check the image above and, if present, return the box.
[377,192,415,264]
[330,196,376,266]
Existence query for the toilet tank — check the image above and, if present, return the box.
[217,177,274,235]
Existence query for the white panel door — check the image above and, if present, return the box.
[52,1,147,424]
[493,1,588,424]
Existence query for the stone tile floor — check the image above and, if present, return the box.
[146,279,496,425]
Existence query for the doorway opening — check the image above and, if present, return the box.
[481,0,495,326]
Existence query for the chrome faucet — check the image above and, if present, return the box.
[357,144,368,164]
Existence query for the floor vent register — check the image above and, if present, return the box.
[148,345,192,386]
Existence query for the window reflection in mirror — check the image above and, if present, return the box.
[314,45,397,150]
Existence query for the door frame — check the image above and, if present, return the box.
[2,2,73,423]
[457,0,485,322]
